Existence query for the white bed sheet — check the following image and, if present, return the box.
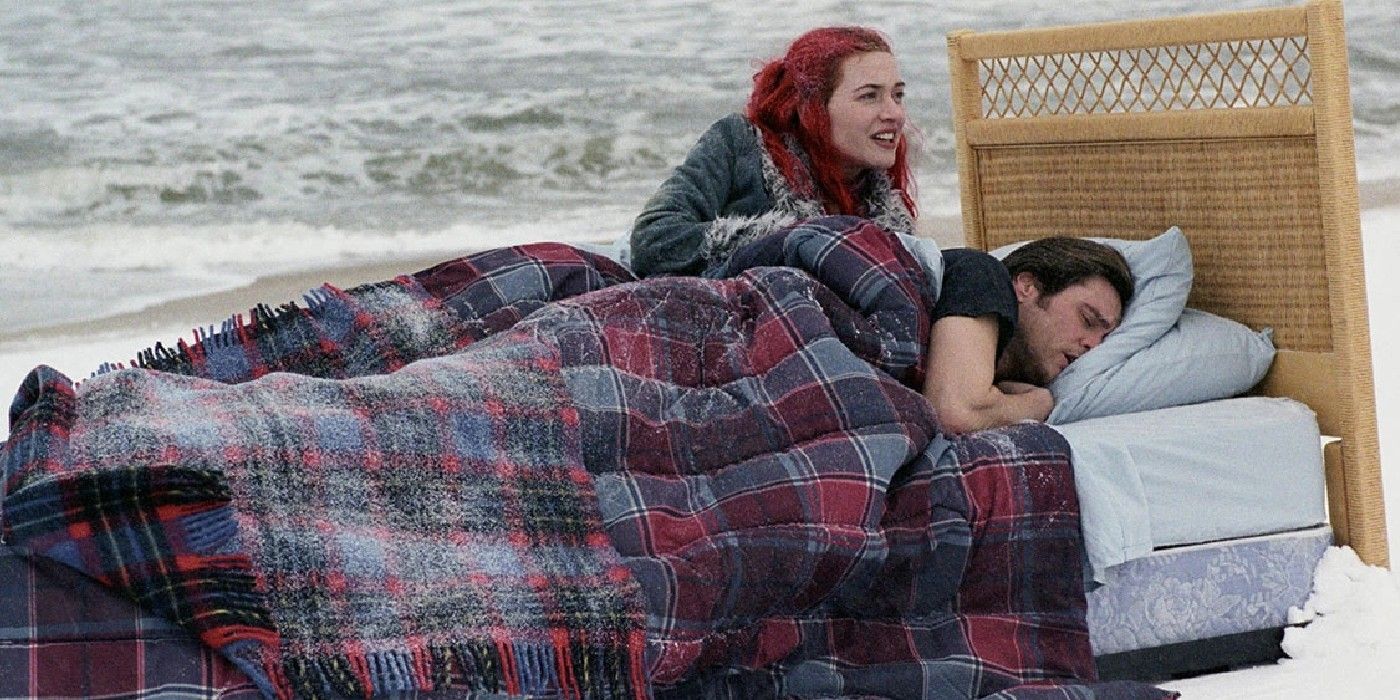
[1055,396,1327,582]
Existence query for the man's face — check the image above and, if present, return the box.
[1004,273,1123,385]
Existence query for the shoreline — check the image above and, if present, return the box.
[0,211,965,355]
[1,175,1392,355]
[0,253,461,352]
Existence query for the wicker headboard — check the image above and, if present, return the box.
[947,0,1388,567]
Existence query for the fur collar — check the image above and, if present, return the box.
[759,127,915,236]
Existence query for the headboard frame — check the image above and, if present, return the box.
[947,0,1388,566]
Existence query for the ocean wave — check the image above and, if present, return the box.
[0,207,636,334]
[0,125,70,172]
[0,108,682,230]
[1,206,633,274]
[1351,44,1400,75]
[213,43,314,60]
[45,0,1400,235]
[460,107,568,131]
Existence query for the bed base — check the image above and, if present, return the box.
[1096,628,1284,682]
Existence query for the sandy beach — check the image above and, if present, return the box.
[0,253,458,350]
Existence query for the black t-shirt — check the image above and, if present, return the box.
[934,248,1018,359]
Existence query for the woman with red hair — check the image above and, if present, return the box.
[629,26,917,277]
[627,27,1134,434]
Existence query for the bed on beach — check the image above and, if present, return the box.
[946,0,1389,678]
[0,0,1386,698]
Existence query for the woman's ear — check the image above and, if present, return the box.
[1012,271,1041,303]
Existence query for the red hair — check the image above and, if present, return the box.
[745,27,917,218]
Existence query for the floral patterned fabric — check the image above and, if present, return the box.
[1086,527,1331,655]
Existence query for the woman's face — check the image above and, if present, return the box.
[826,51,905,178]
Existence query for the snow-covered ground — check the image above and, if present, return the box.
[1162,547,1400,697]
[1154,205,1400,697]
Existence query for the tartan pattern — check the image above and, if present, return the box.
[2,216,1172,699]
[4,336,646,700]
[112,243,631,385]
[2,243,650,699]
[616,419,1173,699]
[546,264,940,683]
[115,279,472,383]
[412,242,637,339]
[0,544,261,699]
[713,215,935,388]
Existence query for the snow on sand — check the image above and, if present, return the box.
[1162,547,1400,697]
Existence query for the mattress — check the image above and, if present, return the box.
[1055,397,1328,581]
[1087,524,1331,656]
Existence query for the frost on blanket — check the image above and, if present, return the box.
[1,216,1171,699]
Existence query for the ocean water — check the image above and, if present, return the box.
[3,0,1397,334]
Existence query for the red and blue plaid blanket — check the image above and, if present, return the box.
[2,216,1172,699]
[0,544,261,699]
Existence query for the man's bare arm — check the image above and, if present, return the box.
[922,315,1052,434]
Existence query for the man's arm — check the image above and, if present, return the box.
[922,314,1052,434]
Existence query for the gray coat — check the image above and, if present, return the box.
[629,113,915,277]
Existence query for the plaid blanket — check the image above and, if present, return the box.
[0,544,262,699]
[2,216,1172,699]
[3,246,646,699]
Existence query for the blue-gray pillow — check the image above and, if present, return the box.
[991,228,1273,421]
[1048,308,1276,423]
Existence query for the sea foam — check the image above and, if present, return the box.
[0,205,636,333]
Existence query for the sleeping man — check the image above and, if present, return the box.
[923,236,1134,434]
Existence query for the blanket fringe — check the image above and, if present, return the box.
[95,281,387,380]
[97,291,324,382]
[95,278,454,383]
[95,298,315,379]
[276,636,647,700]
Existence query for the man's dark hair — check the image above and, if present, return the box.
[1002,236,1134,308]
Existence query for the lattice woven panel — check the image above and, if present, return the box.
[980,38,1311,118]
